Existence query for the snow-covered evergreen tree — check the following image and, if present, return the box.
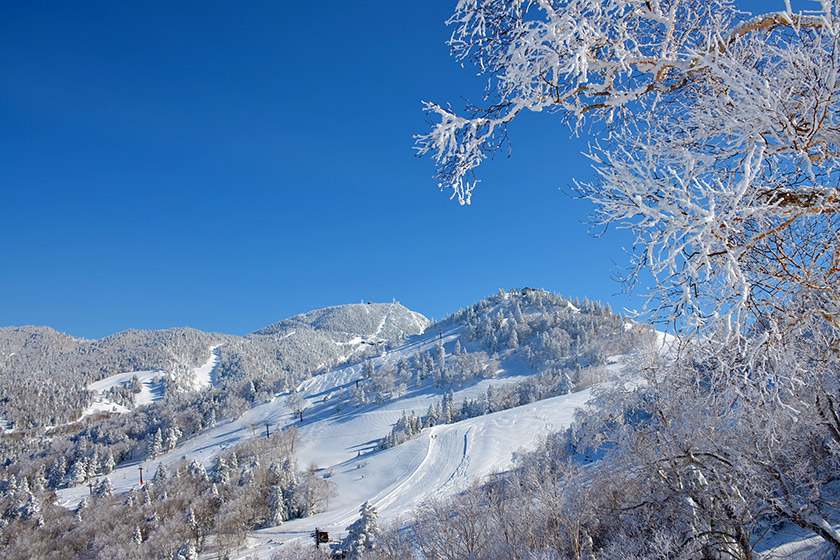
[153,462,168,483]
[101,449,116,474]
[67,458,88,486]
[343,501,379,559]
[147,427,163,459]
[267,486,287,526]
[132,525,143,545]
[93,477,113,497]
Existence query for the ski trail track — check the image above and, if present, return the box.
[233,390,592,559]
[372,302,393,339]
[56,322,593,560]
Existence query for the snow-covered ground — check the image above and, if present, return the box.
[56,328,594,559]
[59,379,588,559]
[79,346,222,419]
[235,390,591,559]
[51,324,829,560]
[86,369,164,410]
[190,344,221,390]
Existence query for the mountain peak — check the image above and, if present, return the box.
[251,301,429,342]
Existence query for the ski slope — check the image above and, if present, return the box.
[190,344,221,390]
[80,346,222,419]
[56,325,595,559]
[237,389,591,559]
[44,299,836,559]
[86,369,164,409]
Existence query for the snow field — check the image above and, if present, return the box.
[80,346,222,420]
[190,345,221,390]
[87,369,164,408]
[55,323,613,559]
[226,389,592,559]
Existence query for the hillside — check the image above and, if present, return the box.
[0,302,429,431]
[0,326,226,429]
[252,301,428,343]
[0,289,658,559]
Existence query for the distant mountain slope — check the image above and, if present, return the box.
[2,290,826,560]
[252,301,429,342]
[0,326,225,428]
[0,303,429,430]
[44,288,654,560]
[212,302,429,404]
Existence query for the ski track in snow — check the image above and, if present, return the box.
[41,313,820,559]
[83,346,221,413]
[231,390,590,559]
[191,345,222,390]
[56,327,591,560]
[372,302,393,338]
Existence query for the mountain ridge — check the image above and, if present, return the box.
[0,301,429,430]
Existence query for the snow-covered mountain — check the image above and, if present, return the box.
[0,302,429,431]
[0,325,225,429]
[253,301,428,343]
[0,290,656,559]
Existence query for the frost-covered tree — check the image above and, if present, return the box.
[164,425,182,452]
[93,477,113,497]
[153,461,168,483]
[286,389,305,422]
[557,370,573,395]
[47,456,66,487]
[101,449,116,475]
[418,0,840,350]
[419,1,840,552]
[343,501,380,559]
[147,427,164,459]
[67,458,88,486]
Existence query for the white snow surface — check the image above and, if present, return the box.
[239,390,591,559]
[80,346,222,418]
[190,344,221,390]
[86,369,164,409]
[57,328,594,559]
[52,324,819,559]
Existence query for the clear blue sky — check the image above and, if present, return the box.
[0,0,786,339]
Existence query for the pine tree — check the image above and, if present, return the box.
[164,426,182,451]
[188,460,208,482]
[87,449,100,479]
[343,501,380,559]
[558,371,573,395]
[425,403,440,428]
[101,449,116,474]
[147,428,163,459]
[133,525,143,545]
[441,391,456,424]
[31,466,47,493]
[21,491,43,526]
[94,477,113,497]
[267,486,288,526]
[67,458,88,485]
[153,462,168,483]
[513,302,525,323]
[175,541,198,560]
[48,456,67,487]
[206,408,217,427]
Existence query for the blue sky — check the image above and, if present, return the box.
[1,0,787,339]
